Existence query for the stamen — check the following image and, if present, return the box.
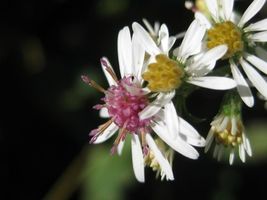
[100,58,119,83]
[111,120,128,155]
[89,119,114,143]
[81,75,106,93]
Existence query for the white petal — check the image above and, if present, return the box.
[118,26,132,78]
[195,12,212,29]
[139,91,175,120]
[229,149,235,165]
[100,57,117,86]
[245,53,267,75]
[187,45,227,74]
[255,46,267,62]
[159,24,170,54]
[94,123,118,144]
[131,134,145,182]
[205,0,219,21]
[151,121,200,159]
[230,61,254,107]
[238,0,266,28]
[177,116,206,147]
[240,58,267,98]
[99,107,109,118]
[132,33,145,80]
[168,36,176,52]
[132,22,161,56]
[187,76,236,90]
[142,18,156,36]
[244,18,267,32]
[250,31,267,42]
[221,0,234,20]
[244,135,252,156]
[117,140,124,156]
[177,20,205,61]
[239,144,246,163]
[205,129,214,153]
[163,102,179,139]
[146,134,174,181]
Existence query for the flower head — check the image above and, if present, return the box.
[83,26,205,182]
[196,0,267,107]
[205,92,252,164]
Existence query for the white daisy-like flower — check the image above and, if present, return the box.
[196,0,267,107]
[205,112,252,165]
[82,26,205,182]
[132,19,236,120]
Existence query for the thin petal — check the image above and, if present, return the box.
[222,0,234,20]
[187,76,236,90]
[187,45,227,74]
[131,134,145,182]
[132,33,145,80]
[146,134,174,181]
[249,31,267,42]
[142,18,156,36]
[238,0,266,28]
[99,107,109,118]
[244,18,267,32]
[163,102,179,139]
[118,26,132,78]
[94,123,118,144]
[240,58,267,98]
[245,53,267,75]
[117,140,124,156]
[230,61,254,107]
[132,22,161,56]
[244,134,252,156]
[177,20,205,61]
[205,0,219,21]
[158,24,170,54]
[177,116,206,147]
[239,144,246,163]
[229,149,235,165]
[151,121,200,159]
[195,12,212,29]
[100,57,117,86]
[205,129,214,153]
[139,91,175,120]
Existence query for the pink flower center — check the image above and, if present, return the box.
[104,77,151,132]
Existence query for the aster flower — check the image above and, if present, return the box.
[205,92,252,164]
[196,0,267,107]
[83,26,205,182]
[132,19,236,120]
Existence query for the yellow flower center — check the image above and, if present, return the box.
[214,121,243,147]
[142,54,184,92]
[207,21,244,59]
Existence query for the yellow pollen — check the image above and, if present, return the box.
[142,54,184,92]
[207,21,244,59]
[214,122,243,147]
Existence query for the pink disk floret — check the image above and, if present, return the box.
[103,77,151,132]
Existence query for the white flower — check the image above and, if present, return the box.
[196,0,267,107]
[83,26,205,182]
[205,113,252,165]
[132,20,236,120]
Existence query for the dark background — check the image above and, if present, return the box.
[2,0,267,199]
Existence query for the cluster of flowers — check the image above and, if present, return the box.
[82,0,267,182]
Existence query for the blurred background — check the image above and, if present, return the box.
[2,0,267,199]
